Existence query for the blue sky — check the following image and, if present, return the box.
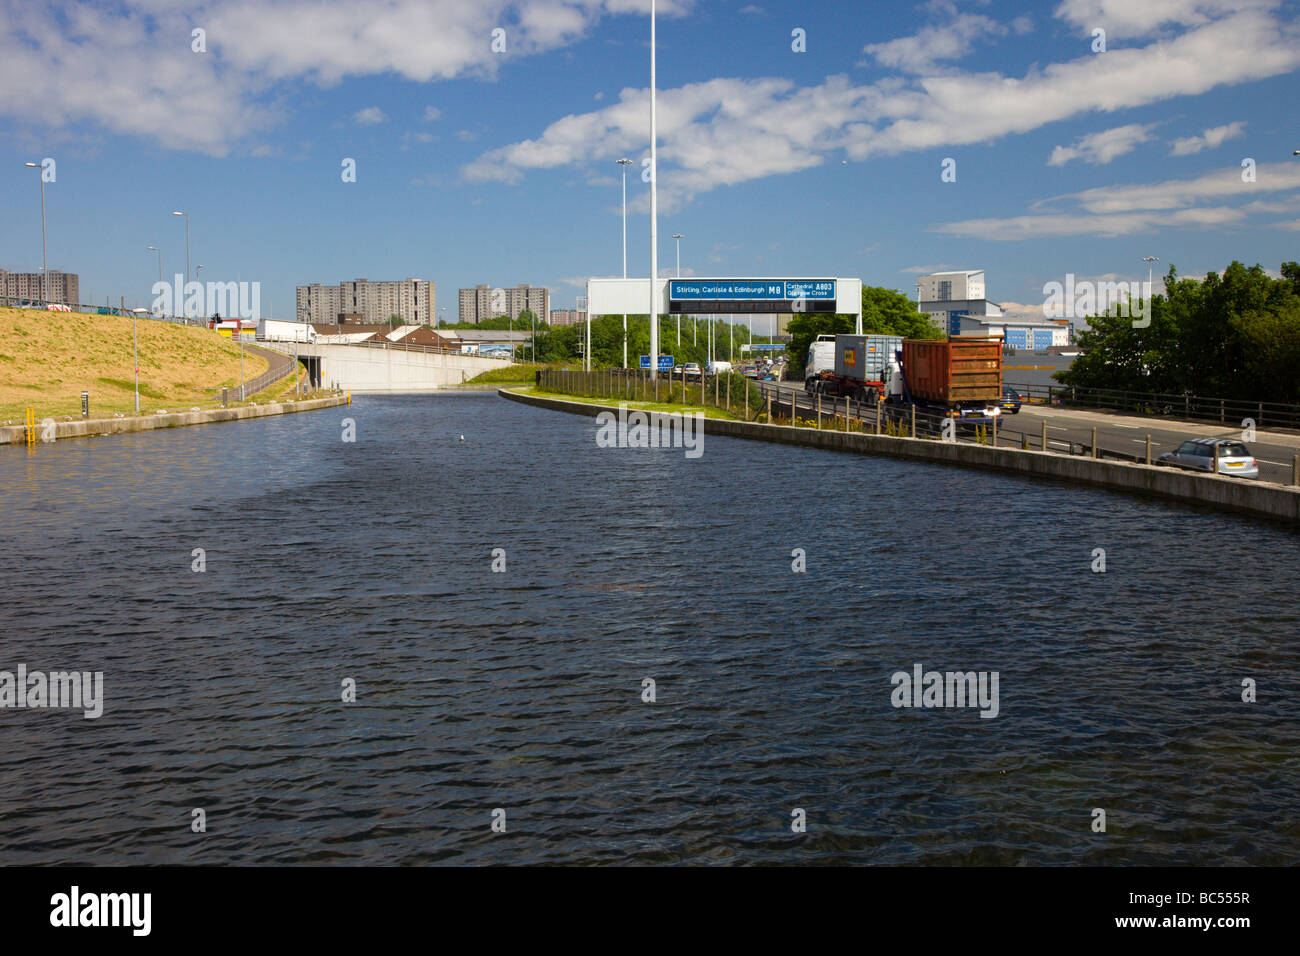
[1,0,1298,321]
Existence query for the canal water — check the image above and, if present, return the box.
[1,392,1297,865]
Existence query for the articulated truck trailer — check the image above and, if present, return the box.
[885,336,1003,425]
[804,333,902,400]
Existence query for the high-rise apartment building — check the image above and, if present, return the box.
[0,269,79,304]
[548,308,586,327]
[457,284,549,323]
[296,278,435,325]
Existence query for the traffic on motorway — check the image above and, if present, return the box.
[746,333,1300,484]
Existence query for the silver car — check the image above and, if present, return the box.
[1158,438,1259,479]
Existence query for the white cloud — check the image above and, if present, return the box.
[864,14,1007,73]
[422,106,442,122]
[353,106,387,125]
[0,0,695,154]
[1052,0,1281,38]
[464,75,849,211]
[900,264,958,273]
[1055,162,1300,214]
[1048,123,1156,165]
[1242,195,1300,214]
[935,161,1300,239]
[996,300,1047,320]
[1169,120,1246,155]
[465,4,1300,211]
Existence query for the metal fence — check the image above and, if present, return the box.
[755,381,1300,484]
[537,367,771,420]
[238,345,298,399]
[534,369,1300,487]
[0,295,212,327]
[1006,381,1300,431]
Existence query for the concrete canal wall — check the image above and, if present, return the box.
[501,388,1300,525]
[0,393,350,446]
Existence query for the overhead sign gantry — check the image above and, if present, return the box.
[667,278,839,314]
[587,276,864,330]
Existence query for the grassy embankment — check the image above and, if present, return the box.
[463,362,542,384]
[0,307,272,423]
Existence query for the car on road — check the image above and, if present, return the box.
[1000,386,1022,414]
[1158,438,1259,479]
[681,362,702,379]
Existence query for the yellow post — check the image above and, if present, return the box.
[26,407,35,448]
[347,388,352,405]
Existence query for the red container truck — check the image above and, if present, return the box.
[885,336,1003,424]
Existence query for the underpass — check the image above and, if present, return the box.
[258,339,511,392]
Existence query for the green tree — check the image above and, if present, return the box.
[1058,261,1300,403]
[861,286,942,339]
[786,285,940,376]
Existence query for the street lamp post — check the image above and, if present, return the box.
[579,294,590,372]
[172,211,190,314]
[672,233,683,347]
[147,246,163,293]
[617,157,633,368]
[24,163,48,306]
[648,0,659,382]
[134,308,140,412]
[195,265,204,324]
[1142,255,1159,309]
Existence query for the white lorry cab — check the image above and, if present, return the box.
[804,334,837,390]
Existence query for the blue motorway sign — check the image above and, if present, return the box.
[668,279,836,301]
[640,355,675,370]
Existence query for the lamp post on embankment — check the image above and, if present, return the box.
[617,156,632,368]
[23,162,48,306]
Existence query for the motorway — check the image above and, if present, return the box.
[754,379,1300,486]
